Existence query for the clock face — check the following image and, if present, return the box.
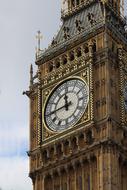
[123,83,127,111]
[44,78,89,132]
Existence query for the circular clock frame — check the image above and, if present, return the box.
[43,77,89,133]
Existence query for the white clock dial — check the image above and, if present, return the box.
[44,78,89,132]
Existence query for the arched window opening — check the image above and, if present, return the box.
[56,59,60,68]
[57,144,63,159]
[77,48,82,57]
[64,140,70,155]
[49,62,53,72]
[86,130,93,144]
[112,41,115,52]
[50,147,54,161]
[69,51,75,61]
[71,137,78,152]
[92,40,97,52]
[63,55,67,65]
[84,44,89,54]
[79,133,85,149]
[42,150,48,165]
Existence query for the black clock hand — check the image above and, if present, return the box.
[64,94,69,111]
[46,101,72,116]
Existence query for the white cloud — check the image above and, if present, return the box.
[0,156,32,190]
[0,123,31,189]
[0,123,29,157]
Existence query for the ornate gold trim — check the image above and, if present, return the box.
[42,67,90,141]
[42,76,89,133]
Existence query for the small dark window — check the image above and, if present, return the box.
[43,150,48,163]
[84,46,89,53]
[86,130,93,144]
[77,48,82,57]
[63,56,67,65]
[70,52,75,61]
[93,42,96,52]
[56,60,60,68]
[49,63,53,72]
[112,41,115,52]
[79,133,84,140]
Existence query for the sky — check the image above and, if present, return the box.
[0,1,127,190]
[0,1,61,190]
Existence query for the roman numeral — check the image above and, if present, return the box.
[79,97,84,101]
[52,117,57,122]
[58,120,62,126]
[77,106,83,110]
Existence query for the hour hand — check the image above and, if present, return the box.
[64,94,69,111]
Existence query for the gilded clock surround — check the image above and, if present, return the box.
[43,76,89,133]
[24,1,127,190]
[42,70,91,141]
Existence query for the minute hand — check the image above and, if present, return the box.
[46,101,72,116]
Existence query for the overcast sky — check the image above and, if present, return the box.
[0,1,61,190]
[0,1,127,190]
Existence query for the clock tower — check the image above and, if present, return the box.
[25,0,127,189]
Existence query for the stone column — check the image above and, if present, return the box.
[51,172,54,190]
[99,146,104,190]
[35,176,37,190]
[81,161,85,190]
[107,147,112,190]
[65,166,69,190]
[72,162,76,190]
[96,151,100,190]
[89,158,93,190]
[58,168,62,190]
[42,175,45,190]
